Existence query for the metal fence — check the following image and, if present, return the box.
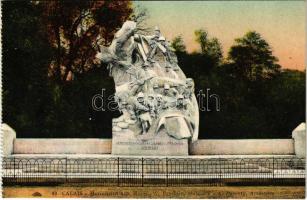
[2,157,305,186]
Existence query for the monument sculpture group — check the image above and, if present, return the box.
[96,21,199,155]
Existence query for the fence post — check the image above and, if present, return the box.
[13,157,16,179]
[166,157,168,187]
[219,158,222,186]
[141,158,144,187]
[65,157,68,182]
[272,157,275,182]
[117,157,120,186]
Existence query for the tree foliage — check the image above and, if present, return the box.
[171,35,186,53]
[41,1,133,82]
[228,31,281,81]
[3,1,53,136]
[174,30,304,139]
[194,29,223,65]
[2,1,127,138]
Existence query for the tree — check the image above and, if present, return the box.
[262,69,305,137]
[207,38,223,64]
[228,31,281,81]
[195,29,208,53]
[2,1,53,137]
[40,1,133,82]
[171,35,186,53]
[194,29,223,65]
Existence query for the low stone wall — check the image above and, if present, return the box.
[13,138,294,155]
[190,139,294,155]
[13,139,111,154]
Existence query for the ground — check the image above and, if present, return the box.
[3,185,305,199]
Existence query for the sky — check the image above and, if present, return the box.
[134,1,305,70]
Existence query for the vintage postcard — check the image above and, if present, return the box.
[1,0,306,199]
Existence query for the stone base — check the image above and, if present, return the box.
[2,123,16,155]
[292,123,306,158]
[111,130,188,156]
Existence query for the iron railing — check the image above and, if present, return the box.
[2,157,305,186]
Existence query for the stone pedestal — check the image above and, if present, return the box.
[112,130,188,156]
[2,123,16,155]
[292,122,306,158]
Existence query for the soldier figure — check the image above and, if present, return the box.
[147,94,157,118]
[146,26,161,63]
[183,78,195,100]
[163,83,178,98]
[120,100,129,119]
[153,83,161,94]
[172,56,181,71]
[176,95,187,110]
[127,104,137,121]
[172,83,182,94]
[134,92,152,134]
[155,94,164,115]
[152,26,161,40]
[165,63,178,79]
[158,36,174,63]
[129,62,154,94]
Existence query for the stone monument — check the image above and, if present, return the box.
[95,21,199,155]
